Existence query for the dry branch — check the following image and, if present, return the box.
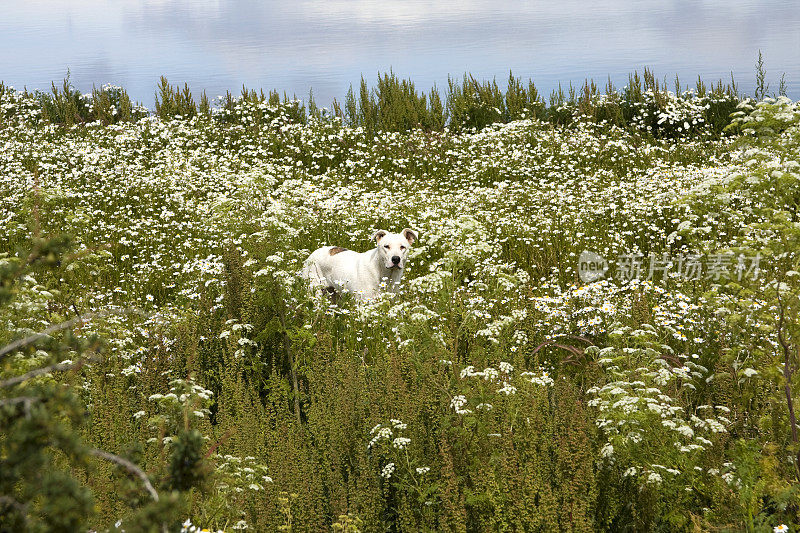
[88,448,159,502]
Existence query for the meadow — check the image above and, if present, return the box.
[2,70,800,531]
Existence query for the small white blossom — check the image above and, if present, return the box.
[497,383,517,395]
[380,462,396,479]
[600,443,614,458]
[450,395,472,414]
[393,437,411,449]
[742,368,758,378]
[646,471,662,484]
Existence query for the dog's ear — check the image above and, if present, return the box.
[373,230,388,244]
[401,228,418,245]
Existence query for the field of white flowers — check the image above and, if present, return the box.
[2,81,800,531]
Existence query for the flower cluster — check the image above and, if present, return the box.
[587,327,732,490]
[145,378,213,445]
[214,454,274,494]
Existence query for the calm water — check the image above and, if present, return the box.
[2,0,799,107]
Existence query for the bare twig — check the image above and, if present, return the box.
[203,429,234,460]
[0,357,96,389]
[0,396,40,408]
[776,292,798,441]
[555,334,596,345]
[531,339,597,367]
[775,290,800,480]
[0,307,147,362]
[88,448,159,502]
[0,318,86,359]
[532,340,583,356]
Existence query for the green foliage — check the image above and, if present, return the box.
[343,72,445,134]
[756,50,769,102]
[444,72,545,133]
[0,381,94,532]
[2,70,800,531]
[89,83,146,125]
[0,239,209,531]
[332,512,364,532]
[37,73,89,125]
[8,63,777,137]
[726,96,800,139]
[168,429,208,492]
[35,73,146,126]
[155,76,198,120]
[0,240,95,530]
[446,74,504,132]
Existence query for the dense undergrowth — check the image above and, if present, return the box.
[3,67,745,136]
[1,70,800,532]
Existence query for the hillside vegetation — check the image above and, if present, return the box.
[2,72,800,531]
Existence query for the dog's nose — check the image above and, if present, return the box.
[392,255,400,265]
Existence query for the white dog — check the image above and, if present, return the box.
[301,228,418,300]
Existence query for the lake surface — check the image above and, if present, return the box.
[2,0,799,108]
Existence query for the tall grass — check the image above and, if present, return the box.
[19,65,770,138]
[33,73,147,125]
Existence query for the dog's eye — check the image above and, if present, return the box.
[384,245,390,249]
[400,246,406,250]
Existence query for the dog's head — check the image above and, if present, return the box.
[373,228,418,270]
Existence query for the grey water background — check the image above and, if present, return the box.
[2,0,799,108]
